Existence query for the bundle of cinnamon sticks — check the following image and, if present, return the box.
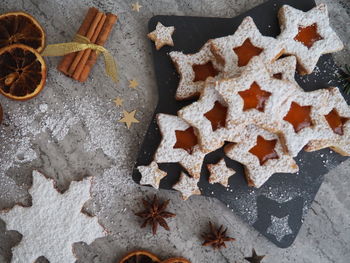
[58,7,117,82]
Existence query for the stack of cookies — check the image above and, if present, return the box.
[138,4,348,200]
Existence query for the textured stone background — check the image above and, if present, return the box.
[0,0,349,262]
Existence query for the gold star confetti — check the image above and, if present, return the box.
[131,2,142,12]
[113,97,123,107]
[129,79,139,89]
[119,110,140,129]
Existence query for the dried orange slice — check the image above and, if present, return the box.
[119,250,161,263]
[0,44,46,100]
[0,11,46,53]
[162,258,191,263]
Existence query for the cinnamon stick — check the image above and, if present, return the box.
[57,7,98,75]
[72,13,106,80]
[67,11,104,75]
[78,13,118,82]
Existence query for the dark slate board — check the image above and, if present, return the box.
[132,0,349,248]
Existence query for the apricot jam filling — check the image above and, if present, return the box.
[249,135,279,165]
[283,102,312,133]
[233,38,263,67]
[204,101,228,131]
[325,109,349,136]
[174,127,198,154]
[193,61,219,82]
[294,23,323,49]
[238,82,271,112]
[273,73,283,80]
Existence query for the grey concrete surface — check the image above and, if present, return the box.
[0,0,349,262]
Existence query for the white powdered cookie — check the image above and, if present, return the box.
[173,172,201,200]
[224,125,299,188]
[215,57,297,133]
[138,161,167,189]
[154,113,206,179]
[304,87,350,156]
[169,42,223,100]
[147,22,175,50]
[210,16,284,77]
[277,4,344,75]
[207,158,236,187]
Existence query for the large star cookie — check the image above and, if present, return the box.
[0,170,105,263]
[147,22,175,50]
[277,4,344,74]
[224,125,298,188]
[169,42,223,100]
[210,16,284,77]
[207,158,236,187]
[137,161,167,189]
[154,113,206,178]
[173,172,201,200]
[304,87,350,156]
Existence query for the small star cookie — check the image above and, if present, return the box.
[147,22,175,50]
[173,172,201,200]
[137,161,167,189]
[131,2,142,12]
[207,158,236,187]
[224,125,298,188]
[119,110,139,129]
[210,16,284,77]
[169,42,223,100]
[277,4,344,74]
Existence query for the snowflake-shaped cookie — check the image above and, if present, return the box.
[178,78,243,153]
[0,170,105,263]
[304,87,350,156]
[138,161,167,189]
[224,125,298,188]
[147,22,175,50]
[207,158,236,187]
[277,4,344,74]
[210,16,284,77]
[169,42,223,100]
[173,172,201,200]
[215,57,296,133]
[154,113,206,178]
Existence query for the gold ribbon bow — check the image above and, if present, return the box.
[42,34,118,83]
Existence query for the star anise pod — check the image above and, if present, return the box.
[244,248,265,263]
[135,195,176,235]
[201,221,235,249]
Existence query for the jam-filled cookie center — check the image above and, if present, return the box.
[193,61,219,82]
[294,23,323,49]
[325,108,349,136]
[233,38,263,67]
[204,101,228,131]
[174,127,198,154]
[249,135,279,165]
[283,102,313,133]
[273,73,283,80]
[238,82,271,112]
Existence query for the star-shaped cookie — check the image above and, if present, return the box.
[224,125,298,188]
[169,42,223,100]
[119,110,139,129]
[147,22,175,50]
[207,158,236,187]
[210,16,284,77]
[137,161,167,189]
[154,113,206,178]
[215,57,296,133]
[304,87,350,156]
[277,4,344,74]
[173,172,201,200]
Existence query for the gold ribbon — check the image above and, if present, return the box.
[42,34,118,83]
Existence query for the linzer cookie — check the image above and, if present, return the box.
[154,113,206,179]
[178,78,243,153]
[214,57,296,133]
[137,161,167,189]
[224,125,299,188]
[207,158,236,187]
[169,42,223,100]
[173,172,201,200]
[210,16,284,77]
[305,87,350,156]
[147,22,175,50]
[277,4,344,75]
